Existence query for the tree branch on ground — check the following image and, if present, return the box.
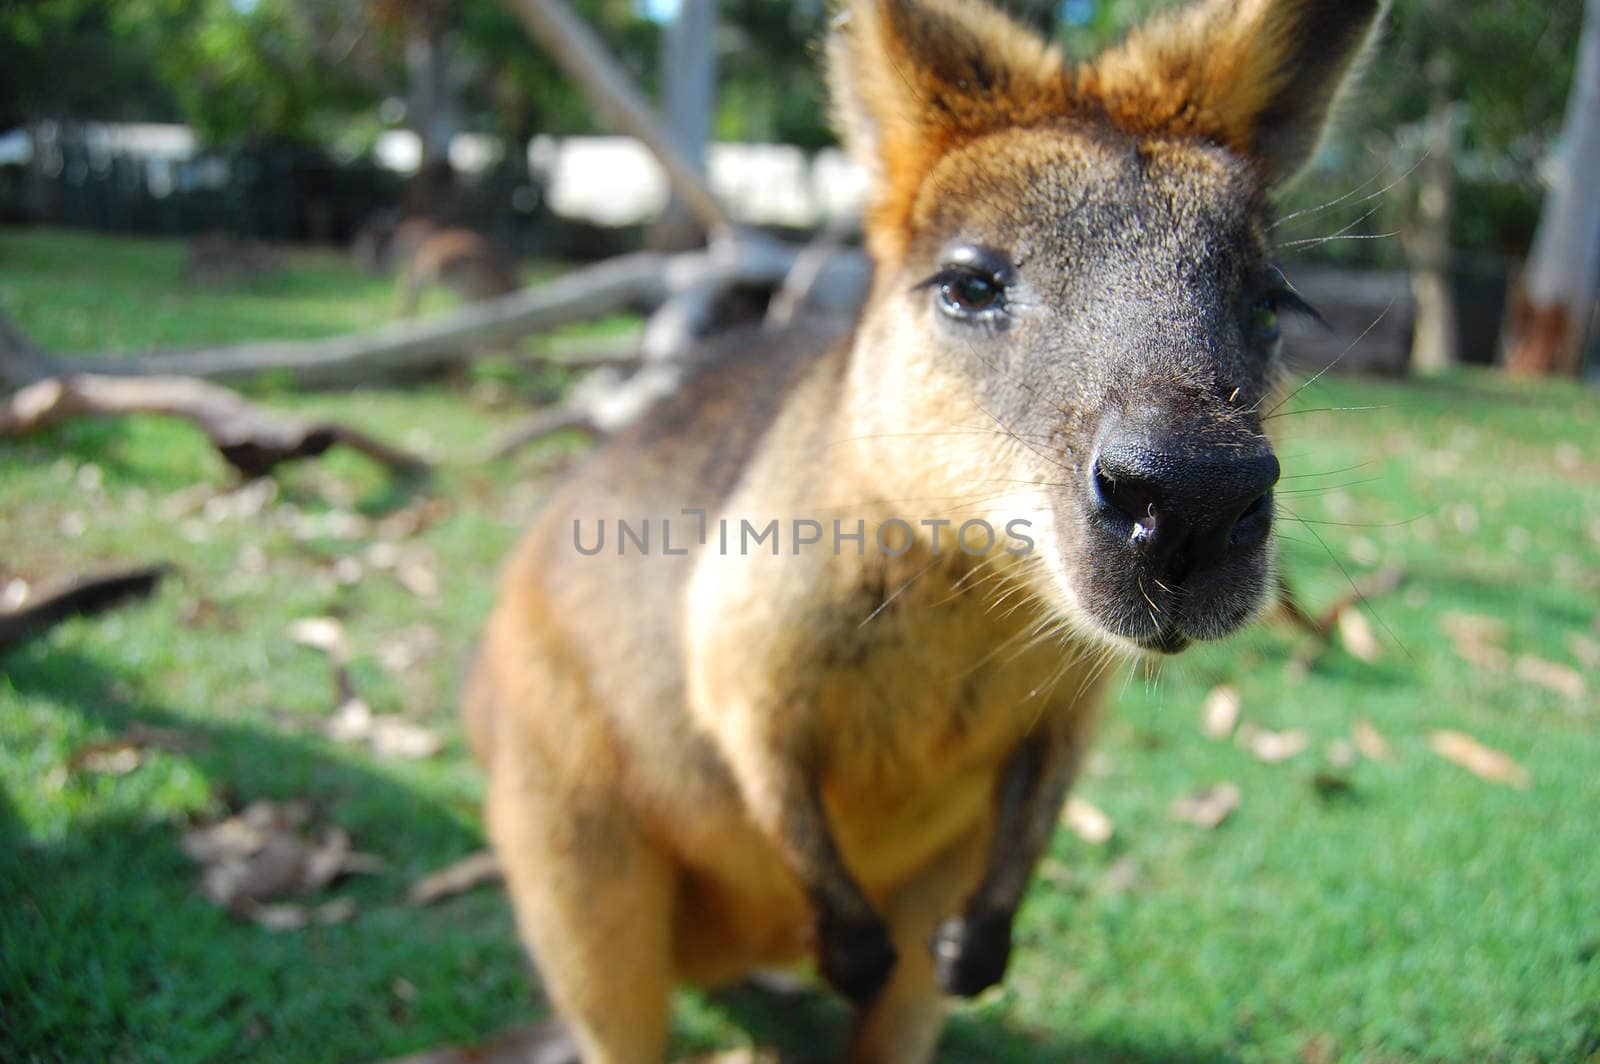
[0,566,171,658]
[2,372,431,479]
[37,240,847,390]
[3,313,429,479]
[487,239,871,459]
[66,253,675,388]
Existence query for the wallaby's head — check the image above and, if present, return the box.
[829,0,1383,653]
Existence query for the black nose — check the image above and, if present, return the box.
[1092,430,1279,581]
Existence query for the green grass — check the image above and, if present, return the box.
[3,228,1598,1063]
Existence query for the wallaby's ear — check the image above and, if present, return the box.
[827,0,1067,257]
[1081,0,1387,186]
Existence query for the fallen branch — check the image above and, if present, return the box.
[0,566,171,657]
[65,252,674,389]
[2,373,430,479]
[0,314,60,391]
[489,404,602,459]
[765,218,865,328]
[49,240,818,390]
[490,239,871,459]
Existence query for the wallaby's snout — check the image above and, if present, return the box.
[1067,398,1282,654]
[1092,413,1279,584]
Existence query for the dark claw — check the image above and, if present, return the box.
[931,909,1013,997]
[817,909,898,1005]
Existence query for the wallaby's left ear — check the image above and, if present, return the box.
[827,0,1067,258]
[1083,0,1388,185]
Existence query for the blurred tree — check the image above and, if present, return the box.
[1502,0,1600,376]
[0,1,179,130]
[653,0,717,248]
[715,0,832,148]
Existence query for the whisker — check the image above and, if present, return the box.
[1271,154,1426,231]
[1276,230,1400,251]
[857,557,943,629]
[1278,505,1411,661]
[1262,405,1385,422]
[1258,297,1397,417]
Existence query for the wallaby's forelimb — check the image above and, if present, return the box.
[726,729,898,1005]
[783,774,899,1006]
[933,721,1088,996]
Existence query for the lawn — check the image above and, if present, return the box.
[2,228,1597,1063]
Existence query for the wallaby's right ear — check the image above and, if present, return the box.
[1082,0,1388,186]
[827,0,1067,259]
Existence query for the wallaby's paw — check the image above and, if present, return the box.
[817,910,898,1005]
[931,910,1013,997]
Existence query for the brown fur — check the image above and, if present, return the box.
[467,1,1385,1061]
[833,0,1381,262]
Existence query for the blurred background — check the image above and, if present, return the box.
[1,2,1596,1063]
[1,0,1595,376]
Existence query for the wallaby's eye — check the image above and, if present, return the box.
[940,270,1003,316]
[917,245,1014,324]
[1247,283,1326,345]
[1249,294,1280,341]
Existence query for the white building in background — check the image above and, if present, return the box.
[527,135,866,228]
[9,122,866,229]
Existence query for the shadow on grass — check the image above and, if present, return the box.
[3,646,1240,1063]
[704,978,1241,1064]
[0,647,531,1061]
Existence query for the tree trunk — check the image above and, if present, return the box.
[404,14,463,220]
[1406,82,1459,375]
[1503,0,1600,376]
[650,0,718,251]
[501,0,734,237]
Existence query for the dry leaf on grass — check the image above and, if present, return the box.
[2,578,28,609]
[1438,611,1509,672]
[371,717,444,759]
[1337,607,1381,663]
[288,616,351,665]
[1428,730,1530,789]
[1438,611,1508,645]
[394,547,440,600]
[1514,655,1587,702]
[379,624,443,674]
[1566,633,1600,672]
[1099,854,1140,893]
[327,698,377,743]
[180,800,382,928]
[67,723,200,776]
[1324,739,1358,771]
[288,509,371,542]
[1236,724,1309,764]
[1201,685,1241,740]
[1171,782,1241,829]
[325,698,444,760]
[1061,796,1114,845]
[409,850,502,906]
[1352,718,1391,761]
[373,1022,581,1064]
[297,622,445,760]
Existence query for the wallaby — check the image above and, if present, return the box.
[465,0,1385,1061]
[393,221,521,316]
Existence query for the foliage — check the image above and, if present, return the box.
[1,0,660,149]
[0,0,181,129]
